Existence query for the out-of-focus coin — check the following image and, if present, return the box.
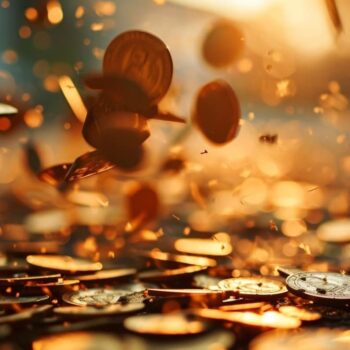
[62,151,116,184]
[278,305,321,321]
[137,250,217,267]
[138,265,207,282]
[62,288,130,307]
[219,302,267,311]
[26,255,103,273]
[0,304,52,324]
[0,273,61,286]
[276,266,303,277]
[193,80,240,144]
[75,268,136,283]
[286,272,350,303]
[0,103,18,115]
[317,219,350,243]
[103,30,173,104]
[33,332,124,350]
[25,279,80,290]
[202,20,244,68]
[54,303,144,318]
[250,328,350,350]
[0,295,49,305]
[124,313,208,335]
[193,274,221,289]
[146,288,223,298]
[194,309,301,329]
[38,163,71,186]
[126,183,159,229]
[218,277,288,299]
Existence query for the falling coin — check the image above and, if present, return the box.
[103,30,173,104]
[219,302,267,312]
[193,80,240,144]
[0,102,18,115]
[75,269,137,283]
[26,255,103,273]
[286,272,350,303]
[62,288,130,307]
[0,273,61,286]
[37,163,71,186]
[54,303,144,318]
[218,277,288,299]
[146,288,223,298]
[124,313,208,335]
[202,20,244,68]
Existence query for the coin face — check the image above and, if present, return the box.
[193,80,240,144]
[75,268,136,282]
[103,30,173,104]
[54,303,144,317]
[26,255,103,273]
[218,277,288,299]
[62,289,130,306]
[124,313,207,335]
[286,272,350,303]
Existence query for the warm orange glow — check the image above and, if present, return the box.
[175,238,232,256]
[47,0,64,25]
[24,107,44,128]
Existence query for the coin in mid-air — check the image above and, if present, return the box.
[286,272,350,303]
[103,30,173,104]
[0,103,18,115]
[218,277,288,299]
[26,255,103,273]
[193,80,240,144]
[62,288,130,307]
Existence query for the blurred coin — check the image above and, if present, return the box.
[146,288,223,298]
[38,163,71,186]
[54,303,144,318]
[124,313,208,335]
[286,272,350,303]
[276,266,303,277]
[0,295,49,305]
[138,265,207,282]
[219,302,267,311]
[193,274,221,289]
[194,309,301,329]
[75,268,136,283]
[0,273,60,286]
[250,328,350,350]
[0,304,52,324]
[218,277,288,299]
[33,332,124,350]
[278,305,321,321]
[25,279,80,290]
[317,219,350,243]
[26,255,103,273]
[193,80,240,144]
[103,30,173,104]
[63,288,129,307]
[202,20,244,68]
[0,103,18,115]
[62,151,115,184]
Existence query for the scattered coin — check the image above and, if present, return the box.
[26,255,103,273]
[286,272,350,303]
[218,277,288,299]
[62,288,130,307]
[278,305,321,321]
[0,305,52,324]
[0,295,49,305]
[0,103,18,115]
[0,273,61,286]
[202,20,244,68]
[103,30,173,104]
[124,313,208,335]
[317,219,350,243]
[193,80,240,144]
[219,301,267,311]
[75,269,136,283]
[146,288,223,298]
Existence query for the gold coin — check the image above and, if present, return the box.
[103,30,173,104]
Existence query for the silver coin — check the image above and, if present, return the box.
[286,272,350,302]
[62,289,130,307]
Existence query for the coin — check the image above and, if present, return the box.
[62,288,130,306]
[138,265,207,282]
[250,329,350,350]
[62,151,116,184]
[103,30,173,104]
[26,255,103,273]
[193,80,240,144]
[317,219,350,243]
[202,20,244,68]
[0,295,49,305]
[123,313,207,335]
[0,103,18,115]
[0,273,61,286]
[194,309,301,329]
[25,279,80,290]
[54,303,144,318]
[146,288,223,298]
[0,304,52,324]
[286,272,350,303]
[278,305,321,321]
[218,277,288,299]
[219,301,267,311]
[38,163,71,186]
[75,269,137,283]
